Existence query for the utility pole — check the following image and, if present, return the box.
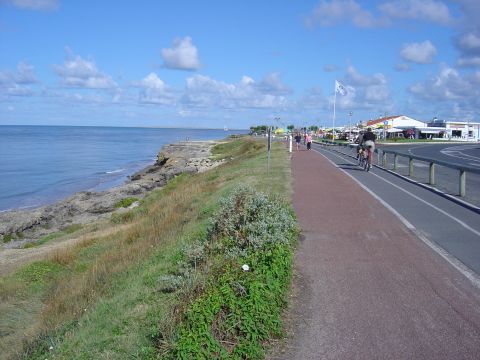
[349,111,353,140]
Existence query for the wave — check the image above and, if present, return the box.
[105,168,126,174]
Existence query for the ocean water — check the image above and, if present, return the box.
[0,125,247,212]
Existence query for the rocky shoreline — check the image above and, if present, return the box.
[0,140,223,249]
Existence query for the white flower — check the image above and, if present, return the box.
[241,264,250,271]
[49,346,53,350]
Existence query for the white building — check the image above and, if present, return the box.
[427,119,480,141]
[366,115,427,139]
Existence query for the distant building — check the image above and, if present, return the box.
[366,115,426,139]
[367,115,426,129]
[427,119,480,141]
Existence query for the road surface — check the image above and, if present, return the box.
[272,144,480,360]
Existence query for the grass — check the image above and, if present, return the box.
[113,197,139,208]
[23,224,83,248]
[0,137,292,360]
[163,186,297,359]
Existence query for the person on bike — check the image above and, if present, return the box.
[361,127,376,168]
[355,131,364,159]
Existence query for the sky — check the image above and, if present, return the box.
[1,0,479,129]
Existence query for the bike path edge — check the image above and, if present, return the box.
[270,148,480,360]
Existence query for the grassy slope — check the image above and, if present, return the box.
[0,138,291,360]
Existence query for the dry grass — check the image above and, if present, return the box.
[0,138,291,359]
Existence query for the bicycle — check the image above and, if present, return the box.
[363,143,374,172]
[357,146,367,168]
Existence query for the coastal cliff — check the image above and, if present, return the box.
[0,140,223,247]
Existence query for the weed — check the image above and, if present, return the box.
[1,138,292,360]
[16,261,64,284]
[114,197,139,209]
[163,186,298,359]
[3,234,13,243]
[63,224,82,234]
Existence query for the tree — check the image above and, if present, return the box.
[249,125,268,135]
[308,125,319,132]
[287,124,295,132]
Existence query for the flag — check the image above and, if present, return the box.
[335,80,347,95]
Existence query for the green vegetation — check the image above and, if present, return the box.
[114,197,139,208]
[23,224,83,248]
[164,187,297,359]
[0,137,293,360]
[3,234,13,242]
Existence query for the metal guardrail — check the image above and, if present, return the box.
[314,139,480,197]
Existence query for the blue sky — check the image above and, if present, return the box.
[1,0,479,129]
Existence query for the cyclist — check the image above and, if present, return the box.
[361,127,376,170]
[355,131,364,159]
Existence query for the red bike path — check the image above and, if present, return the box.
[272,147,480,359]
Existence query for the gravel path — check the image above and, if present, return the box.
[272,147,480,359]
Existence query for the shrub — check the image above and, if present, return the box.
[114,197,139,208]
[163,186,298,359]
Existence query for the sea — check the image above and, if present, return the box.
[0,125,248,212]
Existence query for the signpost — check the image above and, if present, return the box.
[267,126,271,173]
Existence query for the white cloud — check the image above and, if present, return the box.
[161,37,201,71]
[409,66,474,100]
[15,62,37,83]
[135,72,175,105]
[305,0,378,28]
[323,64,339,72]
[54,50,117,89]
[457,56,480,67]
[379,0,452,25]
[400,41,437,64]
[456,32,480,53]
[335,66,392,110]
[306,0,455,29]
[8,0,58,10]
[0,61,37,97]
[407,65,480,119]
[256,73,292,95]
[395,63,412,72]
[182,74,289,109]
[346,65,387,86]
[298,87,330,112]
[451,2,480,69]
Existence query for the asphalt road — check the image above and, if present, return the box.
[335,142,480,207]
[378,142,480,167]
[312,141,480,277]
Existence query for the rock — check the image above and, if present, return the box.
[0,140,222,246]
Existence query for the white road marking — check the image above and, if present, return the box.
[312,147,480,288]
[440,145,480,164]
[319,147,480,237]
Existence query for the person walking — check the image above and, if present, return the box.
[295,133,302,150]
[306,133,312,150]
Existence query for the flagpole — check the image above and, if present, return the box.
[333,81,337,141]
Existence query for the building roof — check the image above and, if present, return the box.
[366,115,426,129]
[366,116,400,127]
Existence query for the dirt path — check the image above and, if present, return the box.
[273,147,480,359]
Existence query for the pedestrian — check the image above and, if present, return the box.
[306,133,312,150]
[295,133,301,150]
